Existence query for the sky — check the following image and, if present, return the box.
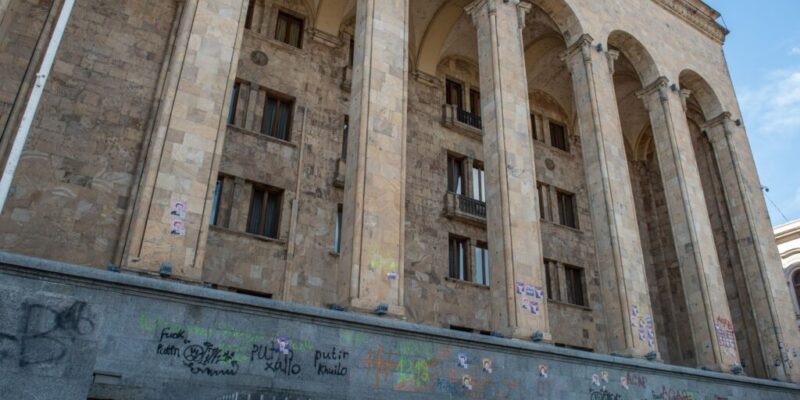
[704,0,800,226]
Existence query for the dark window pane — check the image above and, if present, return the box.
[475,242,489,286]
[545,260,553,300]
[264,191,281,238]
[228,82,240,126]
[247,188,265,235]
[245,0,256,29]
[550,122,568,151]
[470,89,481,117]
[276,12,303,48]
[558,191,577,228]
[447,156,464,195]
[335,204,343,253]
[471,163,485,201]
[341,115,349,159]
[348,39,355,66]
[445,80,464,110]
[565,266,586,306]
[210,179,223,225]
[449,236,468,281]
[276,101,291,140]
[262,97,277,135]
[537,183,547,221]
[531,113,537,140]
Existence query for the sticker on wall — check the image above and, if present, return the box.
[600,371,609,384]
[714,317,737,357]
[538,363,548,379]
[170,220,185,236]
[630,304,656,349]
[620,376,629,390]
[457,353,469,369]
[525,284,534,296]
[534,285,544,299]
[170,200,187,218]
[521,297,530,311]
[462,374,473,391]
[387,271,398,281]
[482,358,493,374]
[515,282,525,294]
[530,300,540,316]
[591,373,601,387]
[275,336,291,355]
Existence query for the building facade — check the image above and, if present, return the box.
[1,0,799,388]
[778,219,800,330]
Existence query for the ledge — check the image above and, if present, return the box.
[445,276,491,290]
[209,224,287,246]
[1,250,799,391]
[227,124,297,148]
[652,0,729,44]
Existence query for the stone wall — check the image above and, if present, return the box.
[1,252,798,399]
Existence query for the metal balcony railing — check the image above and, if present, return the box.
[456,108,482,130]
[456,194,486,219]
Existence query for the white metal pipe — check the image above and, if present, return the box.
[0,0,75,213]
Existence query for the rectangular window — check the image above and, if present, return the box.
[261,93,293,140]
[348,38,355,67]
[210,178,223,226]
[449,235,469,281]
[531,113,537,141]
[550,122,569,152]
[447,155,465,195]
[341,115,349,160]
[537,183,547,221]
[475,242,489,286]
[228,81,241,126]
[334,204,343,253]
[275,11,304,48]
[471,162,485,202]
[544,259,554,300]
[245,0,256,30]
[469,89,481,116]
[557,190,577,228]
[247,187,282,239]
[565,265,586,306]
[445,79,464,110]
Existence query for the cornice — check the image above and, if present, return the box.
[652,0,729,45]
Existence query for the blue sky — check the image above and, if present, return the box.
[704,0,800,226]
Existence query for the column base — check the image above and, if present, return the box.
[350,298,405,318]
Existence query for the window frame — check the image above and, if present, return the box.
[274,10,304,48]
[557,190,578,229]
[244,0,257,30]
[445,78,465,110]
[469,88,481,117]
[549,121,569,152]
[260,90,294,141]
[448,234,470,282]
[210,178,223,226]
[564,265,587,307]
[341,115,349,160]
[474,241,490,286]
[471,161,486,202]
[447,154,466,195]
[246,185,283,239]
[334,204,343,254]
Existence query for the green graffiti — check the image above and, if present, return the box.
[396,356,432,387]
[340,330,370,345]
[368,254,397,273]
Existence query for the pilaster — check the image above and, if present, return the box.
[338,0,409,317]
[705,113,800,381]
[466,0,549,340]
[562,35,659,358]
[124,0,247,279]
[637,77,739,372]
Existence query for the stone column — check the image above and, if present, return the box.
[637,77,739,371]
[562,35,658,358]
[704,112,800,381]
[466,0,549,340]
[338,0,409,316]
[124,0,247,279]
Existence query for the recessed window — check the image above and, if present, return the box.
[557,190,577,229]
[341,115,349,160]
[537,182,548,221]
[469,89,481,116]
[793,270,800,309]
[449,235,469,281]
[445,79,464,110]
[531,113,538,141]
[210,178,223,226]
[474,242,489,286]
[247,186,282,239]
[228,81,241,126]
[261,93,293,140]
[275,11,304,48]
[564,265,586,306]
[544,259,555,300]
[245,0,257,30]
[348,38,355,67]
[334,204,343,253]
[447,155,465,195]
[550,122,569,152]
[471,162,485,202]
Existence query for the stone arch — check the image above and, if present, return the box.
[528,0,584,43]
[679,69,725,120]
[314,0,355,36]
[416,0,471,76]
[524,33,565,75]
[787,264,800,317]
[607,30,660,85]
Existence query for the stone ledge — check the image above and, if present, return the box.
[652,0,729,44]
[1,250,799,393]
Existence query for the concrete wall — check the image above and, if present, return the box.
[1,252,798,400]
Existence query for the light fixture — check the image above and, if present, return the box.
[159,262,172,277]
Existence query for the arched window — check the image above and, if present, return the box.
[793,270,800,310]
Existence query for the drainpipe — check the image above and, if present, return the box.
[0,0,75,213]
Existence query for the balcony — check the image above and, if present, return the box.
[444,192,486,226]
[441,104,482,140]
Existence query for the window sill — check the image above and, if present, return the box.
[227,124,296,148]
[445,277,490,290]
[210,225,287,245]
[548,299,592,312]
[244,29,304,54]
[540,219,583,235]
[534,140,575,159]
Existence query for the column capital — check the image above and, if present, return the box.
[560,33,595,66]
[466,0,529,28]
[636,76,671,111]
[679,89,692,112]
[606,49,620,74]
[702,111,734,144]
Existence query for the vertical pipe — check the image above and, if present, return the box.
[0,0,75,214]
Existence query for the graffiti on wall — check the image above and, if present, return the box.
[0,301,95,368]
[714,317,737,358]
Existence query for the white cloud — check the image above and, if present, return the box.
[791,47,800,56]
[739,68,800,135]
